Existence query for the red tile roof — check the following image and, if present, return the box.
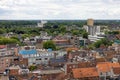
[97,62,120,72]
[66,62,96,74]
[96,58,106,63]
[72,67,98,79]
[66,47,79,52]
[113,67,120,75]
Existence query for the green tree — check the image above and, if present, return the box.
[94,40,102,48]
[29,65,37,71]
[72,30,79,35]
[43,40,56,50]
[0,37,19,45]
[59,26,66,31]
[21,34,30,39]
[82,32,88,39]
[11,36,20,41]
[0,29,5,34]
[106,31,120,35]
[88,44,94,50]
[94,38,112,48]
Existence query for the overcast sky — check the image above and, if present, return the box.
[0,0,120,20]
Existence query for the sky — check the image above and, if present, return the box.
[0,0,120,20]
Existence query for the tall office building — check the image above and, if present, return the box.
[83,19,104,42]
[84,19,100,35]
[87,19,94,26]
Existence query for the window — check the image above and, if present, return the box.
[1,53,5,56]
[100,72,103,75]
[1,59,3,61]
[36,59,39,60]
[6,59,8,62]
[45,58,48,60]
[46,54,48,56]
[106,72,109,75]
[39,58,42,60]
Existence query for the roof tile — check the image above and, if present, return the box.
[72,67,98,79]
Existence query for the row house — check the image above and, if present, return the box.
[96,62,120,80]
[19,48,67,66]
[69,36,89,48]
[32,69,64,80]
[8,65,38,80]
[67,50,96,62]
[0,45,18,73]
[9,65,29,75]
[49,57,67,68]
[64,62,96,75]
[112,54,120,63]
[52,36,73,49]
[53,39,73,49]
[112,67,120,79]
[0,45,15,57]
[70,62,120,80]
[72,67,99,80]
[0,56,19,74]
[52,35,89,48]
[23,35,52,46]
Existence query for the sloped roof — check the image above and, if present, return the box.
[113,67,120,75]
[97,62,120,72]
[66,47,79,52]
[72,67,98,79]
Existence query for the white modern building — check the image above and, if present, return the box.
[83,25,101,36]
[88,34,105,42]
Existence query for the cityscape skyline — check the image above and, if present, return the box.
[0,0,120,20]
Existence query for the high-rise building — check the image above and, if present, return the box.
[84,19,100,35]
[87,19,94,26]
[83,19,104,42]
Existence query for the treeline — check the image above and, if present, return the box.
[46,20,86,27]
[0,27,41,35]
[0,20,120,28]
[0,20,37,27]
[0,20,88,37]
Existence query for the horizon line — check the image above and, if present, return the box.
[0,19,120,21]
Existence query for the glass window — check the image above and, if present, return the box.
[45,58,48,60]
[39,58,42,60]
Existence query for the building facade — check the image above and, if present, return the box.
[19,49,67,66]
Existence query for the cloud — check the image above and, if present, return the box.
[0,0,120,20]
